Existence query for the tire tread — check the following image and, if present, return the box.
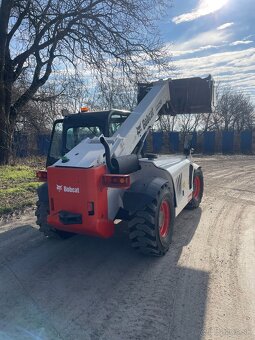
[128,184,174,256]
[35,200,73,239]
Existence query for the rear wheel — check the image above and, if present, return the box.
[186,168,204,209]
[128,184,175,256]
[35,200,73,239]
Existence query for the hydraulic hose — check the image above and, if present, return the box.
[100,136,116,173]
[100,136,140,174]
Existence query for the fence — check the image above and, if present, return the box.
[13,129,255,157]
[145,130,255,155]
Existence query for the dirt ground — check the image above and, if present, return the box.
[0,155,254,340]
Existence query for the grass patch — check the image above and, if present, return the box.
[0,164,42,216]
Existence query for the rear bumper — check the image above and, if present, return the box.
[47,165,115,238]
[48,213,115,238]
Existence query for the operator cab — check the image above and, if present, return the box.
[47,109,130,167]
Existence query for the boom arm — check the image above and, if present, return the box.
[109,79,170,157]
[53,79,171,169]
[53,76,214,169]
[109,75,215,158]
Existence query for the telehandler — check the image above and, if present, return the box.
[36,76,214,256]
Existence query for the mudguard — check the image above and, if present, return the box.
[123,177,173,214]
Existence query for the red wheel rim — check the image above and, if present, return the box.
[159,200,170,238]
[193,176,201,200]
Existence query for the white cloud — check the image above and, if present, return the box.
[217,22,234,30]
[171,48,255,102]
[171,28,231,56]
[173,0,229,24]
[243,34,255,40]
[174,48,255,73]
[173,45,219,57]
[230,40,253,46]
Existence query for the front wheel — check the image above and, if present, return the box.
[128,184,175,256]
[186,168,204,209]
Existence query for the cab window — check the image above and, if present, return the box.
[109,113,128,136]
[66,126,102,151]
[49,121,63,160]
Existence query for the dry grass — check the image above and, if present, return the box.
[0,157,45,216]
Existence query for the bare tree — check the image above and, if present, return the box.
[0,0,169,164]
[157,113,202,133]
[207,87,255,132]
[158,115,176,132]
[89,67,138,111]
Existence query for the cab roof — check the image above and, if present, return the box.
[63,109,130,121]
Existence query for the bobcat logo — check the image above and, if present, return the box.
[56,184,63,192]
[136,123,142,135]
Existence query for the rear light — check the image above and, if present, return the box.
[36,170,47,182]
[102,174,131,189]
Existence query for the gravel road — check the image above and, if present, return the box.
[0,155,254,340]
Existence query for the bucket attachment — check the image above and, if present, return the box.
[137,75,215,115]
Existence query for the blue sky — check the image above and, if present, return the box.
[159,0,255,102]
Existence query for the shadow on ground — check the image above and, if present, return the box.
[0,208,208,340]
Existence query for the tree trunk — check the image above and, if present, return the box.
[0,60,15,165]
[0,0,14,164]
[0,108,14,164]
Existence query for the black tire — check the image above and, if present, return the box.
[128,184,175,256]
[186,168,204,209]
[35,200,73,239]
